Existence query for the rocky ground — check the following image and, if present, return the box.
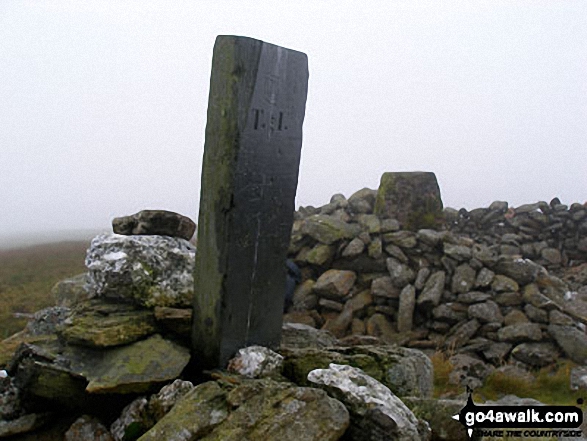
[1,184,587,440]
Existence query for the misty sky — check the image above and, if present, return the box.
[1,1,586,238]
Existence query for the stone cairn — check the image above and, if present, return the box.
[285,172,587,383]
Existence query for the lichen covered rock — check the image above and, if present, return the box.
[308,363,430,440]
[139,379,349,441]
[85,233,195,308]
[374,172,443,231]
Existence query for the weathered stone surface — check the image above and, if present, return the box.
[304,243,336,266]
[386,258,416,288]
[548,324,587,364]
[384,244,408,263]
[432,304,467,323]
[522,283,557,310]
[25,306,70,336]
[58,301,157,348]
[504,309,529,326]
[403,397,466,441]
[374,171,443,232]
[471,244,499,266]
[540,247,562,265]
[357,214,381,234]
[417,271,446,309]
[456,291,491,304]
[282,311,317,328]
[153,306,192,336]
[66,415,114,441]
[227,345,284,378]
[313,269,357,300]
[0,412,51,438]
[137,381,229,441]
[368,238,383,258]
[0,375,21,420]
[140,379,348,441]
[280,323,338,350]
[474,267,495,288]
[348,188,377,214]
[397,285,416,332]
[292,279,318,311]
[302,215,360,244]
[319,298,344,311]
[383,231,418,248]
[511,342,559,367]
[482,342,512,364]
[494,291,523,306]
[467,300,504,324]
[322,304,354,338]
[346,290,373,313]
[342,237,366,258]
[110,397,151,441]
[444,319,480,349]
[51,273,89,307]
[366,313,397,343]
[84,334,191,394]
[494,257,543,285]
[523,304,548,323]
[281,345,433,399]
[371,276,400,299]
[448,354,494,390]
[571,366,587,391]
[497,323,542,343]
[112,210,196,241]
[148,379,195,421]
[414,267,431,290]
[86,233,195,308]
[308,364,430,441]
[491,274,519,293]
[549,309,574,325]
[563,298,587,325]
[443,243,472,261]
[451,264,476,294]
[417,229,445,247]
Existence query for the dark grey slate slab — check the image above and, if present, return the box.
[192,35,308,370]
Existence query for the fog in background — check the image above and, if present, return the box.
[1,1,586,247]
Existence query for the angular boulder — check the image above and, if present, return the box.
[65,415,114,441]
[83,334,191,394]
[548,324,587,365]
[313,269,356,300]
[374,171,443,231]
[51,273,90,307]
[301,214,360,245]
[227,346,284,378]
[139,379,349,441]
[85,233,195,308]
[281,345,433,398]
[308,363,430,441]
[112,210,196,241]
[58,300,157,348]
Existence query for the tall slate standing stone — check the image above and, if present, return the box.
[192,36,309,370]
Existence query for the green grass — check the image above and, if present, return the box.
[0,241,88,339]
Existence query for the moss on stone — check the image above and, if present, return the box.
[374,172,443,231]
[84,334,190,394]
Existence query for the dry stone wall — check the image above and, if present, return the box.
[287,188,587,373]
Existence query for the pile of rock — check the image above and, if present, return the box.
[444,198,587,273]
[286,177,587,385]
[2,209,468,440]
